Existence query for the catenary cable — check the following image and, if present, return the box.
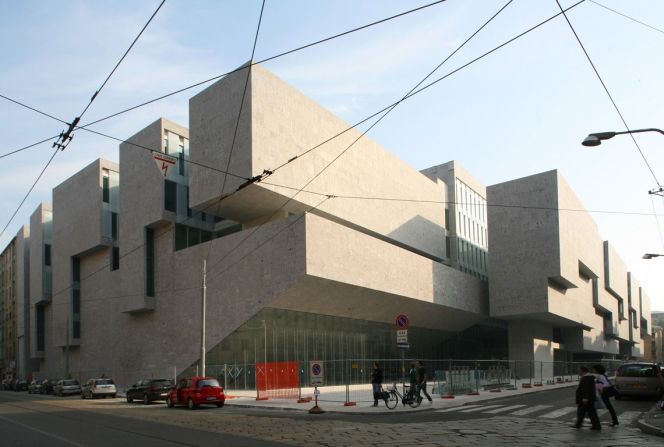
[45,1,587,305]
[554,0,661,187]
[589,0,664,36]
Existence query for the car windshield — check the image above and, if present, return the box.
[152,380,173,387]
[198,379,220,388]
[63,380,79,386]
[96,379,114,385]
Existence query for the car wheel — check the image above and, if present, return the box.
[187,398,196,410]
[166,396,174,408]
[126,394,133,403]
[217,401,225,408]
[143,394,150,405]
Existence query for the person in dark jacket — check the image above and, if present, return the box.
[573,366,601,430]
[371,361,383,407]
[416,360,433,403]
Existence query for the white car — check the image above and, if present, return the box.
[82,378,117,399]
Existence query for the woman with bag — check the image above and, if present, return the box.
[592,364,619,426]
[371,361,383,407]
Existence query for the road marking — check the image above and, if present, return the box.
[460,404,504,413]
[617,410,642,422]
[484,404,527,414]
[511,404,552,415]
[539,406,577,419]
[0,414,86,447]
[436,405,482,413]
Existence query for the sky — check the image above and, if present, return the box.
[1,0,664,311]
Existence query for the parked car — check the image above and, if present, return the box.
[13,379,28,392]
[82,378,117,399]
[28,379,45,394]
[126,378,173,404]
[53,379,82,396]
[615,362,664,399]
[166,376,225,409]
[1,378,11,390]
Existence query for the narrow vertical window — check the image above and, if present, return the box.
[164,180,177,212]
[102,171,110,203]
[36,305,45,351]
[72,257,81,339]
[146,228,155,297]
[111,212,118,239]
[111,246,119,271]
[44,244,51,266]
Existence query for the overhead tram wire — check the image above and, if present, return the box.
[0,1,166,239]
[44,2,587,306]
[554,0,662,188]
[1,0,446,161]
[589,0,664,36]
[204,0,515,277]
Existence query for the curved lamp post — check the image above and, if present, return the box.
[582,128,664,147]
[643,253,664,259]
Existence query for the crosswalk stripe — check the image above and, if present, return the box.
[511,404,552,415]
[460,404,504,413]
[484,404,527,414]
[540,407,577,419]
[617,410,642,422]
[436,405,482,413]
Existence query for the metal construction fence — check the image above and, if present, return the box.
[35,358,624,403]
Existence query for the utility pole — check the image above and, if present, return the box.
[200,260,206,377]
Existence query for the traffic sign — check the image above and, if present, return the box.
[153,152,178,177]
[395,314,409,330]
[310,361,324,386]
[396,329,408,344]
[397,342,411,350]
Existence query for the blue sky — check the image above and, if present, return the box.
[2,0,664,311]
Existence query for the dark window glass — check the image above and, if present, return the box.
[111,212,118,239]
[72,289,80,314]
[188,226,201,247]
[175,224,187,251]
[73,321,81,339]
[111,247,119,271]
[44,244,51,266]
[146,228,155,297]
[164,180,177,212]
[72,257,80,282]
[36,305,45,351]
[178,151,184,176]
[102,175,109,203]
[201,230,212,243]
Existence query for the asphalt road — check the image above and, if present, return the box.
[0,392,291,447]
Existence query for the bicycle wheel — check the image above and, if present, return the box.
[385,391,398,409]
[408,393,421,408]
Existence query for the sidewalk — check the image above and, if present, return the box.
[223,379,579,414]
[637,402,664,438]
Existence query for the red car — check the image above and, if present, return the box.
[166,376,225,409]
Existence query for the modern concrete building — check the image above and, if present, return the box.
[0,237,17,379]
[488,170,653,378]
[0,64,655,387]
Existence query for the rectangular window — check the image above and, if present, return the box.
[111,246,119,271]
[175,224,187,251]
[44,244,51,266]
[102,173,110,203]
[111,212,118,240]
[178,150,185,176]
[72,257,81,339]
[36,305,45,351]
[146,228,155,297]
[164,180,177,212]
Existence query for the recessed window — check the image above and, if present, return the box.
[44,244,51,266]
[164,180,177,212]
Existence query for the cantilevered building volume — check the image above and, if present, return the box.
[0,64,654,387]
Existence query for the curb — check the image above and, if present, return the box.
[637,418,664,437]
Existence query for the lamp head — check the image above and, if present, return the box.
[582,131,617,147]
[643,253,662,259]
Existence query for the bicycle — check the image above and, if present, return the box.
[384,383,421,409]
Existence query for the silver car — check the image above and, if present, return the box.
[82,378,117,399]
[614,363,664,399]
[54,379,82,396]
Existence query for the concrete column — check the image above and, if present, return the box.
[508,321,558,381]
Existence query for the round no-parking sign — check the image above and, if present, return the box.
[310,361,324,386]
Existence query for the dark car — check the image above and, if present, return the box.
[28,379,45,394]
[13,379,28,392]
[126,379,174,404]
[166,377,225,409]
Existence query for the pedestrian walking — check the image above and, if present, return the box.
[408,362,418,401]
[371,361,383,407]
[592,364,619,426]
[416,360,432,403]
[573,366,601,430]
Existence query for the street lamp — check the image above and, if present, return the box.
[643,253,664,259]
[581,128,664,147]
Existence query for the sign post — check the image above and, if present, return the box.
[309,361,325,414]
